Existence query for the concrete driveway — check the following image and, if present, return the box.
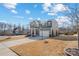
[0,37,36,56]
[2,38,36,47]
[0,43,17,56]
[28,36,48,40]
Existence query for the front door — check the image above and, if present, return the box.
[36,29,39,36]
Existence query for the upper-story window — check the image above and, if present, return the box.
[30,21,40,28]
[47,21,52,27]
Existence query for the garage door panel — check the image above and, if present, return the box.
[40,30,49,37]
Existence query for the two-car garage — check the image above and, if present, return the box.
[39,30,50,38]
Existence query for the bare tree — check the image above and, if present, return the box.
[64,4,79,48]
[13,24,17,35]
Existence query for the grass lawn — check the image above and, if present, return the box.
[10,39,66,56]
[0,35,26,42]
[10,35,78,56]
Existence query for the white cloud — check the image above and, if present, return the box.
[28,17,33,20]
[52,4,67,13]
[25,10,31,14]
[3,3,17,9]
[0,20,7,23]
[29,17,41,21]
[37,17,41,20]
[3,3,17,14]
[56,16,70,26]
[43,3,52,12]
[48,12,57,16]
[11,10,17,14]
[13,16,24,19]
[42,3,69,16]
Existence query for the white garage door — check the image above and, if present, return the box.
[40,30,49,37]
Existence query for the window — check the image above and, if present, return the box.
[47,21,52,27]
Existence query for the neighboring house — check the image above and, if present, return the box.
[29,19,59,37]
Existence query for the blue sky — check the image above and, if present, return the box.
[0,3,78,27]
[0,3,55,26]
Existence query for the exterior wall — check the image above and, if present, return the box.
[30,28,40,37]
[53,29,57,36]
[30,20,59,37]
[51,20,59,36]
[30,28,58,37]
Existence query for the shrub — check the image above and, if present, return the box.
[64,32,74,35]
[74,32,77,34]
[64,33,68,35]
[44,41,48,44]
[69,32,74,35]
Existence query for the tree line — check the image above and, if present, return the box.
[0,22,27,35]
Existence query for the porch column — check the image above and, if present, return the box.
[30,28,32,37]
[34,28,36,36]
[38,29,40,36]
[51,28,52,37]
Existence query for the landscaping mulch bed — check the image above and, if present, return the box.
[10,39,66,56]
[65,48,79,56]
